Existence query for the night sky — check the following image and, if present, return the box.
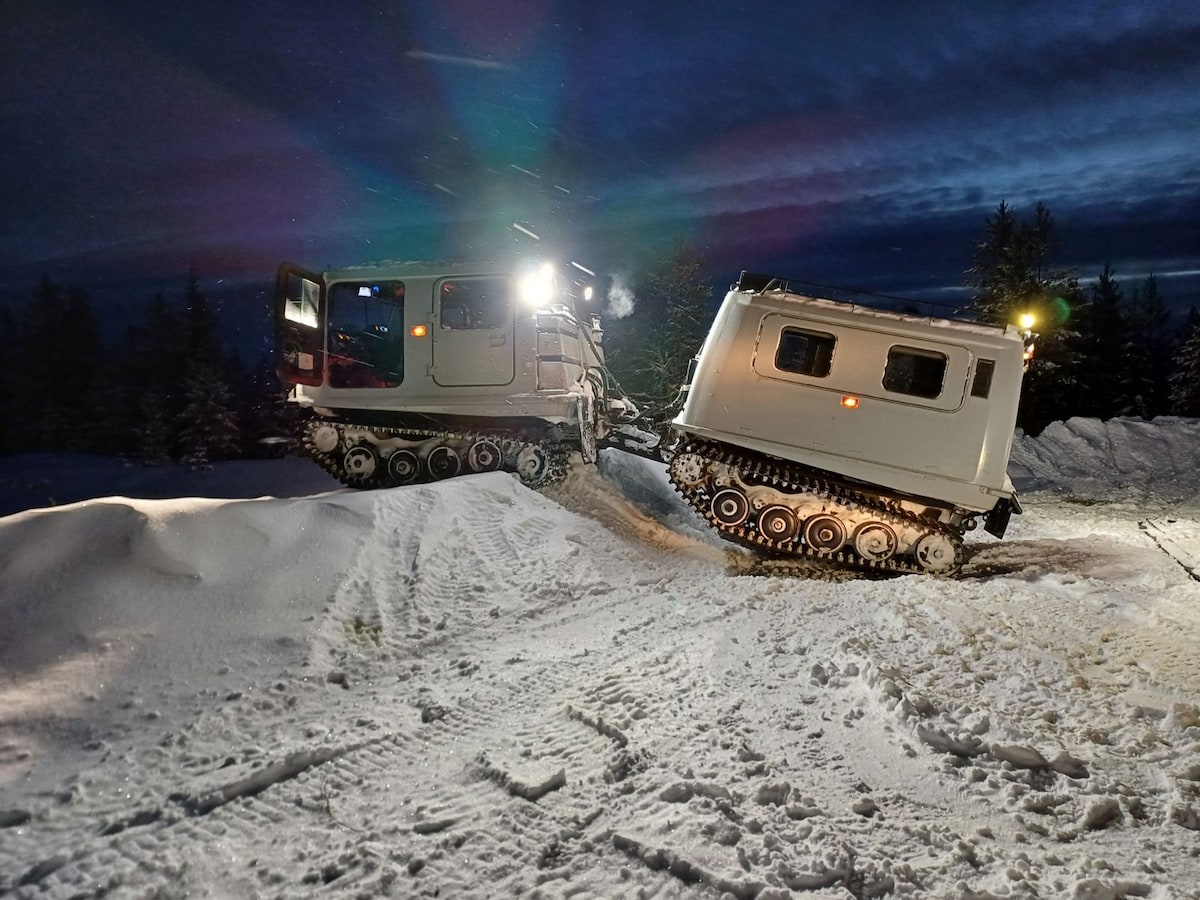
[3,1,1198,317]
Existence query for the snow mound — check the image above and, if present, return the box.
[1010,416,1200,500]
[0,453,343,518]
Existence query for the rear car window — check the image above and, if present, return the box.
[883,345,947,398]
[775,328,835,378]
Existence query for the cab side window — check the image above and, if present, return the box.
[776,328,836,377]
[327,280,406,388]
[439,277,510,330]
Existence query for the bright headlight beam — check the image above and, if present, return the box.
[518,263,556,308]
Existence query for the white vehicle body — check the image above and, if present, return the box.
[279,260,605,425]
[674,279,1026,517]
[275,259,632,488]
[664,274,1030,574]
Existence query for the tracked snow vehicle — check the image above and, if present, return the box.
[275,259,659,489]
[275,259,1029,577]
[666,272,1031,576]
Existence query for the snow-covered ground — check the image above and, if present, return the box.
[1,417,1198,899]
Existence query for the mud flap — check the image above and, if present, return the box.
[984,498,1017,538]
[578,394,598,463]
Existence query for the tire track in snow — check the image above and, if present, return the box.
[560,586,984,900]
[315,473,671,675]
[848,526,1200,867]
[5,578,739,897]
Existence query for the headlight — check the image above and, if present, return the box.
[518,263,556,308]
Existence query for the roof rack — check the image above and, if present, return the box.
[733,270,1005,329]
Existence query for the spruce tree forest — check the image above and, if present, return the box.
[2,202,1199,467]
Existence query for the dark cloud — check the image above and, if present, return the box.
[1,0,1197,315]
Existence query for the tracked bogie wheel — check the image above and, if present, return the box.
[758,505,798,543]
[309,422,340,454]
[387,449,421,484]
[804,515,847,554]
[853,522,898,562]
[515,445,556,487]
[711,488,751,527]
[467,439,502,473]
[427,445,462,480]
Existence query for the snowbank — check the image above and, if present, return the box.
[1011,416,1200,502]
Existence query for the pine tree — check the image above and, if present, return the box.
[176,362,241,469]
[0,305,16,452]
[109,291,188,457]
[968,202,1085,433]
[1168,309,1200,416]
[606,242,713,406]
[136,387,174,465]
[236,360,301,458]
[969,201,1060,325]
[1082,263,1125,419]
[184,267,221,366]
[1116,275,1172,418]
[12,278,104,451]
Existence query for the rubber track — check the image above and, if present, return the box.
[302,420,572,491]
[670,439,965,577]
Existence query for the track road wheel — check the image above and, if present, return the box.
[427,445,461,480]
[804,515,846,553]
[466,440,502,473]
[853,522,898,562]
[758,505,798,543]
[913,531,964,576]
[710,488,750,527]
[343,445,380,485]
[669,452,707,488]
[387,449,420,484]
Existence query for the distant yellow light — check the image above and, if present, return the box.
[410,324,428,337]
[840,395,860,409]
[1018,313,1036,330]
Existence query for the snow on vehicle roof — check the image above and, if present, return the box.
[736,271,1021,340]
[747,285,1026,342]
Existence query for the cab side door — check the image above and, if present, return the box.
[432,274,516,386]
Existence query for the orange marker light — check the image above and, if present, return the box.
[840,396,860,409]
[410,324,428,337]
